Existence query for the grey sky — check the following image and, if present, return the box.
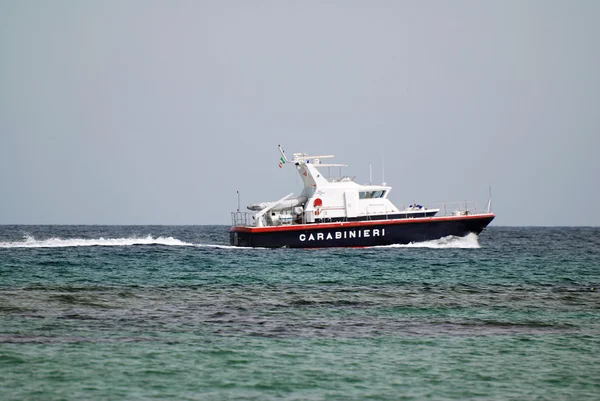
[1,1,598,226]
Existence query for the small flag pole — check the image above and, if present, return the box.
[278,144,289,162]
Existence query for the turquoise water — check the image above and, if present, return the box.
[1,226,599,400]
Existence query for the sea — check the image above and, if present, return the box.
[1,225,599,400]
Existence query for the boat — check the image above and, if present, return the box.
[230,146,495,248]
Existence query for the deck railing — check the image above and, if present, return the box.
[396,200,481,217]
[231,200,487,227]
[231,212,254,227]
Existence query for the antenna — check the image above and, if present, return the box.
[369,163,372,185]
[486,185,493,213]
[381,145,386,185]
[237,190,240,212]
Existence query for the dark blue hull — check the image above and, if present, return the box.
[230,214,495,248]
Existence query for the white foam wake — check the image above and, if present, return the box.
[378,233,480,249]
[0,235,194,248]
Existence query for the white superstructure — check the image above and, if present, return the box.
[239,146,439,227]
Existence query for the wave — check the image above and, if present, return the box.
[377,233,480,249]
[0,235,195,248]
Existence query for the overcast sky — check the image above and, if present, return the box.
[1,1,598,226]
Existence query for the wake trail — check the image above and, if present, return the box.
[0,234,480,249]
[0,235,195,248]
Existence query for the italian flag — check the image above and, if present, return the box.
[279,157,286,168]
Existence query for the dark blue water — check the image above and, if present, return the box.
[1,226,599,400]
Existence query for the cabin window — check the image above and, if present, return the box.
[359,191,386,199]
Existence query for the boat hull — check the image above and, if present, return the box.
[230,213,495,248]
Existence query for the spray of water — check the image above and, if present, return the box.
[376,233,480,249]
